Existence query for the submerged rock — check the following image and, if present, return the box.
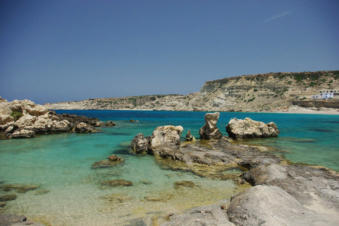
[101,179,133,187]
[150,125,183,151]
[1,184,39,193]
[226,117,279,139]
[100,193,132,203]
[0,202,6,207]
[91,155,124,169]
[130,133,150,154]
[103,120,116,127]
[34,189,50,195]
[0,194,17,201]
[199,112,223,140]
[173,181,195,189]
[144,193,173,202]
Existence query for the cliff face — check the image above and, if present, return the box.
[45,71,339,112]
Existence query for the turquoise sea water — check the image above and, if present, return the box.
[0,110,338,225]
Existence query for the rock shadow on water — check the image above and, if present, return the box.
[280,137,317,144]
[308,128,333,133]
[110,131,133,136]
[113,148,134,156]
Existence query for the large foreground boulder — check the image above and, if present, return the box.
[150,125,183,151]
[226,117,279,139]
[227,185,337,226]
[199,112,223,140]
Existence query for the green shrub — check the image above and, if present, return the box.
[11,110,23,121]
[248,97,255,102]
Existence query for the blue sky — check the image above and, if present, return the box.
[1,0,338,103]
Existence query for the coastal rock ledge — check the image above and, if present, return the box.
[0,98,101,139]
[129,113,338,226]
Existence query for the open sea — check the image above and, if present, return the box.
[0,110,338,225]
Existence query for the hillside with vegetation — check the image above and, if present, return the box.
[45,70,339,113]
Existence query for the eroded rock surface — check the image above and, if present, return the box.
[150,125,183,151]
[242,163,339,218]
[199,112,222,140]
[130,133,150,154]
[162,202,234,226]
[226,117,279,139]
[227,185,338,226]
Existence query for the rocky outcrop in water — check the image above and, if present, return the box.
[127,114,338,225]
[130,133,150,154]
[0,99,101,139]
[199,112,222,140]
[74,122,96,133]
[226,117,279,139]
[150,125,183,151]
[154,136,339,225]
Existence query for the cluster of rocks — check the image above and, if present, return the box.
[130,125,183,155]
[199,112,279,140]
[128,112,339,226]
[130,112,279,156]
[0,99,113,139]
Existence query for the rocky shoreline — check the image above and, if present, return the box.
[1,104,338,225]
[128,113,339,226]
[0,98,116,139]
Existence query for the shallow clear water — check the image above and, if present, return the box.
[0,110,338,225]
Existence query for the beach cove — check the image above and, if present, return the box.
[0,110,339,225]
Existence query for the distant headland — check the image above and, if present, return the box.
[45,70,339,114]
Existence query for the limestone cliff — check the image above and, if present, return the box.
[45,70,339,112]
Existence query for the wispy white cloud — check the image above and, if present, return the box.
[264,10,292,23]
